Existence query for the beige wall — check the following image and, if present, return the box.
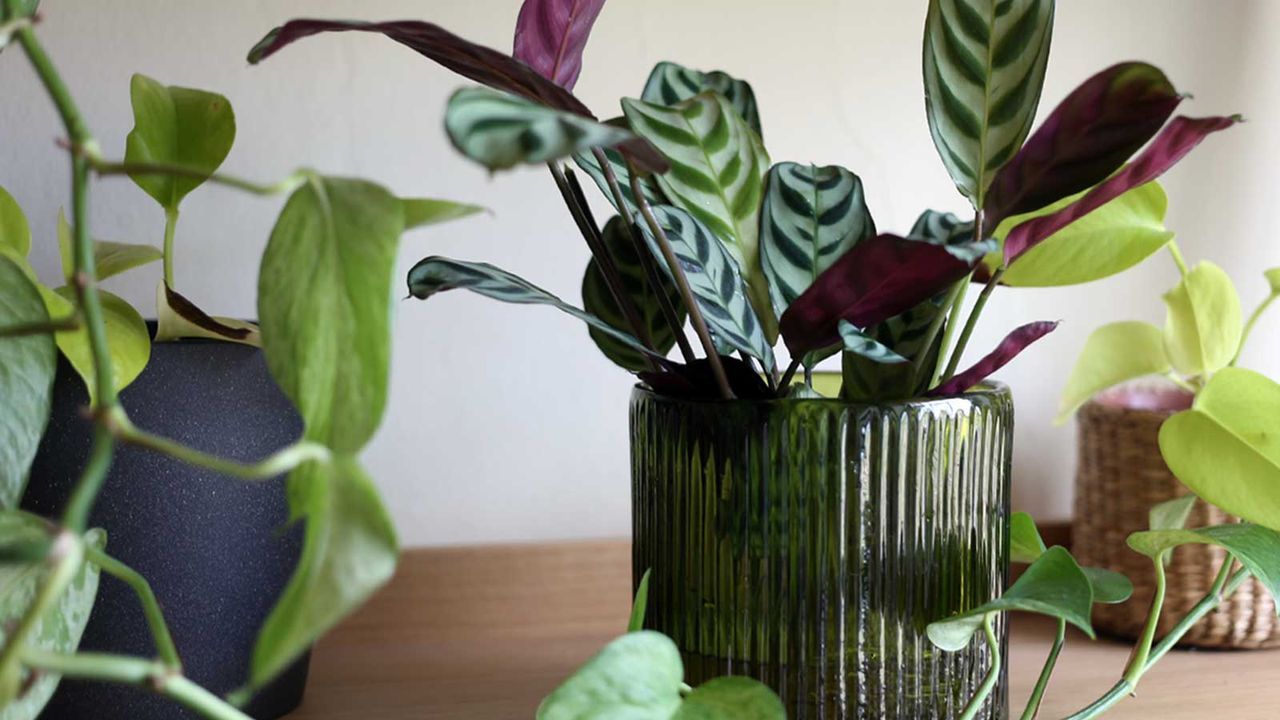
[2,1,1275,546]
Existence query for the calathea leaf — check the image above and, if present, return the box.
[55,210,161,283]
[622,92,774,338]
[929,320,1058,396]
[1056,321,1169,423]
[779,234,994,357]
[1162,261,1242,377]
[923,0,1056,208]
[984,62,1182,229]
[582,217,685,372]
[634,206,776,373]
[48,287,150,406]
[155,283,260,346]
[908,209,972,245]
[445,87,635,171]
[760,163,875,318]
[838,320,907,364]
[125,73,236,210]
[573,143,667,217]
[0,255,55,509]
[408,256,663,363]
[513,0,606,91]
[1159,368,1280,532]
[1004,115,1240,264]
[1128,523,1280,604]
[641,61,763,138]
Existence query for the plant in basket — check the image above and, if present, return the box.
[237,0,1280,718]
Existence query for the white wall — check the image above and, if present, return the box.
[2,1,1275,546]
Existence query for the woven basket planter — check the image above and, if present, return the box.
[1072,384,1280,649]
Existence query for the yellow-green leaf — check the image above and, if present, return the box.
[0,186,30,258]
[1057,321,1169,423]
[1162,261,1242,377]
[401,198,484,232]
[48,287,150,405]
[1266,267,1280,295]
[56,210,161,282]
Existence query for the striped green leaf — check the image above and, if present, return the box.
[407,256,660,362]
[923,0,1056,208]
[622,92,774,339]
[760,163,875,318]
[839,321,908,364]
[582,217,685,372]
[572,144,667,217]
[635,206,775,373]
[446,87,636,171]
[641,61,762,138]
[840,301,944,401]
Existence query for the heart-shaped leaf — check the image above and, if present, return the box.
[634,206,775,373]
[629,569,651,633]
[1128,523,1280,606]
[445,87,636,171]
[994,181,1174,287]
[155,283,259,346]
[536,631,684,720]
[641,61,762,138]
[760,163,875,318]
[582,217,684,372]
[408,256,661,364]
[839,320,907,364]
[1162,261,1242,377]
[1150,495,1197,532]
[983,62,1182,227]
[928,546,1095,653]
[0,186,30,258]
[1011,511,1047,563]
[401,197,484,232]
[573,144,667,217]
[258,176,403,453]
[780,234,994,357]
[622,92,774,336]
[673,677,786,720]
[1081,566,1134,605]
[513,0,606,91]
[930,320,1058,396]
[1160,368,1280,531]
[0,255,55,509]
[56,210,161,282]
[48,287,150,406]
[1004,115,1240,264]
[125,74,235,210]
[923,0,1056,208]
[1057,321,1169,423]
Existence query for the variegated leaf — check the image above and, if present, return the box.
[840,301,945,401]
[634,206,775,373]
[407,256,661,362]
[582,217,685,372]
[839,320,907,364]
[923,0,1056,208]
[641,61,763,138]
[760,163,875,318]
[908,209,973,245]
[446,87,636,171]
[622,92,774,338]
[572,143,667,217]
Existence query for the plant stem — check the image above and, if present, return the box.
[1232,292,1278,367]
[85,544,181,670]
[628,165,734,399]
[958,613,1001,720]
[162,206,179,288]
[22,650,253,720]
[942,267,1004,382]
[1123,557,1167,685]
[1019,618,1065,720]
[111,412,330,481]
[777,357,802,393]
[932,273,972,386]
[0,315,79,337]
[548,163,658,371]
[1167,241,1190,278]
[81,153,306,197]
[913,276,967,392]
[592,148,694,363]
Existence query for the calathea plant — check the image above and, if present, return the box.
[0,2,478,718]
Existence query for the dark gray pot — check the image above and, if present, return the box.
[22,330,309,719]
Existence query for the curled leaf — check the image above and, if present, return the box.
[641,61,762,138]
[930,320,1058,396]
[155,282,260,346]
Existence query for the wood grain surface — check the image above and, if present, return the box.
[287,540,1277,719]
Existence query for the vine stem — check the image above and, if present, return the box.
[912,275,968,392]
[1166,241,1190,278]
[1232,291,1278,367]
[1123,557,1167,685]
[628,163,734,399]
[0,315,79,337]
[86,544,181,670]
[1018,618,1064,720]
[958,613,1001,720]
[942,267,1004,382]
[932,273,972,386]
[162,207,179,288]
[69,147,307,197]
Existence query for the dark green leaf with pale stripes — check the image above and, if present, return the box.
[641,61,763,138]
[622,92,775,339]
[582,217,685,372]
[408,256,661,362]
[446,87,636,171]
[839,320,907,364]
[634,206,775,373]
[840,300,943,401]
[572,144,667,217]
[923,0,1056,208]
[760,163,874,318]
[908,209,973,245]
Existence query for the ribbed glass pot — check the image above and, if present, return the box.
[630,382,1013,720]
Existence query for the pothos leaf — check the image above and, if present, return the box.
[0,255,55,509]
[408,256,662,364]
[673,677,786,720]
[48,287,150,406]
[1266,268,1280,295]
[760,163,875,318]
[1056,321,1169,423]
[641,61,763,138]
[930,320,1058,396]
[629,568,651,633]
[1011,511,1047,563]
[445,87,636,171]
[622,92,774,338]
[1150,495,1197,532]
[512,0,607,91]
[0,185,30,257]
[401,197,485,231]
[582,217,684,372]
[923,0,1056,208]
[838,320,907,364]
[56,210,161,283]
[536,631,684,720]
[1162,261,1242,378]
[1128,523,1280,606]
[634,206,776,373]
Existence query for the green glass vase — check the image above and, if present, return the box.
[630,383,1013,719]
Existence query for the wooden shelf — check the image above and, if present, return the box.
[287,540,1275,719]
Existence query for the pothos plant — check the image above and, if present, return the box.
[0,2,480,718]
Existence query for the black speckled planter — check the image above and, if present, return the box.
[23,330,309,720]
